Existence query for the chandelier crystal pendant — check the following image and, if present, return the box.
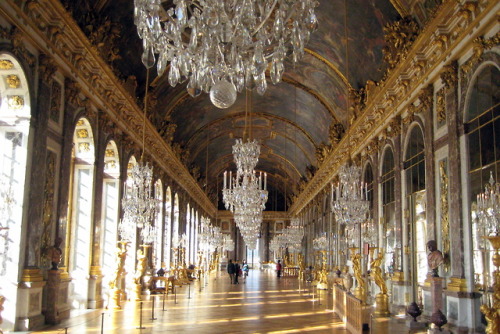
[134,0,318,108]
[331,163,370,227]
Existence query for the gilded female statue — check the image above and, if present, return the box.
[370,250,387,295]
[109,242,127,289]
[134,249,147,285]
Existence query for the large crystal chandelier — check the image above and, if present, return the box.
[134,0,318,108]
[222,139,268,249]
[331,163,369,231]
[475,172,500,237]
[282,218,304,252]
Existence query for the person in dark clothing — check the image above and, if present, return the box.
[234,262,241,284]
[227,259,236,284]
[276,260,282,278]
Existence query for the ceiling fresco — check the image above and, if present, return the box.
[61,0,431,209]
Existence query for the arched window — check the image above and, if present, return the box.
[173,193,180,265]
[68,117,95,308]
[381,147,397,272]
[466,64,500,288]
[123,156,138,290]
[186,203,191,263]
[0,54,32,328]
[164,187,172,267]
[154,179,163,269]
[404,125,427,288]
[101,140,120,296]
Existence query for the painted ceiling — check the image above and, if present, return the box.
[63,0,441,209]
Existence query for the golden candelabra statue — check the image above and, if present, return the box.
[298,253,305,281]
[370,248,389,316]
[480,236,500,334]
[133,247,148,300]
[351,249,366,303]
[317,250,329,289]
[109,241,128,309]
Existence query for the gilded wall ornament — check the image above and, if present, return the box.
[460,33,500,78]
[41,150,56,264]
[105,149,115,157]
[78,142,90,152]
[39,54,56,82]
[436,87,446,125]
[440,61,458,89]
[49,80,61,123]
[382,16,420,71]
[439,160,450,273]
[329,123,345,145]
[7,95,24,109]
[6,75,20,88]
[0,60,14,70]
[77,129,89,139]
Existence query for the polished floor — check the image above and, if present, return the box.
[25,270,426,334]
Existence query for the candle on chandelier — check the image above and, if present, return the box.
[264,172,267,190]
[224,171,227,189]
[229,171,232,189]
[259,171,262,189]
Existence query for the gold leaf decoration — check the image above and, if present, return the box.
[6,75,20,88]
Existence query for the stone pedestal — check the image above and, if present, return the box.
[430,277,445,313]
[88,266,104,309]
[45,270,71,325]
[15,268,46,331]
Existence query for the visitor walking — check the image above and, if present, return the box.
[276,260,282,278]
[234,261,241,284]
[242,261,249,281]
[227,259,235,284]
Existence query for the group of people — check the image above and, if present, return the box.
[227,260,249,284]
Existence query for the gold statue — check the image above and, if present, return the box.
[480,304,499,334]
[0,294,4,334]
[370,250,387,294]
[134,249,147,285]
[298,254,305,281]
[352,252,365,301]
[109,242,128,289]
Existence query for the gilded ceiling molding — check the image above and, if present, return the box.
[218,210,289,221]
[289,0,500,215]
[389,0,409,17]
[303,48,350,88]
[0,0,217,216]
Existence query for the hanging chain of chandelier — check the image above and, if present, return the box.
[222,139,268,249]
[134,0,318,108]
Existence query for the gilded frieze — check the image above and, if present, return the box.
[105,149,115,157]
[460,32,500,78]
[39,55,56,83]
[78,142,90,152]
[382,16,420,72]
[441,61,458,89]
[6,75,20,88]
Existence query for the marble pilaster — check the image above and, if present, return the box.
[15,269,46,331]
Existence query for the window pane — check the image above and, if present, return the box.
[469,130,481,171]
[481,122,494,166]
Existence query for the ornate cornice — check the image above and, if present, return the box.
[217,210,289,222]
[0,0,217,216]
[289,0,500,215]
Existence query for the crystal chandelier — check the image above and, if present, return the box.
[134,0,318,108]
[312,234,328,251]
[475,171,500,236]
[222,139,268,249]
[331,163,370,230]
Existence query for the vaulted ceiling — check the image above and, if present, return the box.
[62,0,440,210]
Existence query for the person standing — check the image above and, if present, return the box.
[227,259,236,284]
[242,261,249,280]
[276,260,282,278]
[234,261,241,284]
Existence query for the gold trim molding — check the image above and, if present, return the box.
[447,277,468,292]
